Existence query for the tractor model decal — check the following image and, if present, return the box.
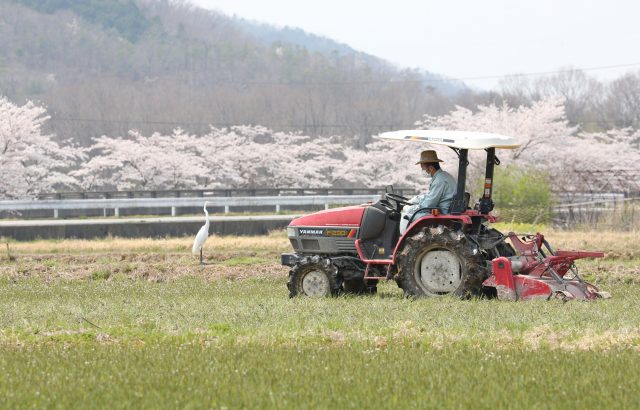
[298,228,325,236]
[326,229,350,237]
[298,228,352,237]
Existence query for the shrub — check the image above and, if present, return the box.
[487,165,553,223]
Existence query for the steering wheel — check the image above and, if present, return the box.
[379,199,396,211]
[385,193,412,206]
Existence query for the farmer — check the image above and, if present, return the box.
[399,150,457,233]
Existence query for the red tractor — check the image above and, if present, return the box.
[281,130,610,301]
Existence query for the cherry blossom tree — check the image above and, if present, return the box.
[71,128,208,190]
[9,94,634,200]
[0,96,83,199]
[74,103,637,196]
[552,128,640,193]
[415,97,576,165]
[194,126,346,188]
[411,98,640,196]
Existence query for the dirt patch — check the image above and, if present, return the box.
[0,252,288,281]
[548,230,640,259]
[584,263,640,284]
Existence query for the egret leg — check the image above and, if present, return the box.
[200,248,203,265]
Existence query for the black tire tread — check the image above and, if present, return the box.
[395,226,486,298]
[287,255,339,297]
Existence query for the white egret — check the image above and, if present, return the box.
[192,201,211,265]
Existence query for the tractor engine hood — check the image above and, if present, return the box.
[289,205,367,227]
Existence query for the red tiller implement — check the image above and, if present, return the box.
[483,233,609,301]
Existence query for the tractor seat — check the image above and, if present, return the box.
[445,191,471,215]
[403,192,471,230]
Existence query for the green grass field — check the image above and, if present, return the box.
[1,228,639,408]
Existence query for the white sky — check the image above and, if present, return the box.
[190,0,640,90]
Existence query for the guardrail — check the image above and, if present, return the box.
[37,188,416,200]
[0,195,382,219]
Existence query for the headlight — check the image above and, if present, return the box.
[287,227,296,237]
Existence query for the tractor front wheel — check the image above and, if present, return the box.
[395,225,486,298]
[287,256,339,297]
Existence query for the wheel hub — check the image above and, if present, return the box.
[419,250,462,293]
[301,269,330,297]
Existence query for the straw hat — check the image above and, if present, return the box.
[415,150,443,164]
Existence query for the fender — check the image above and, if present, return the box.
[390,210,497,264]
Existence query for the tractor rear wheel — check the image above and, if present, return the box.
[395,225,486,298]
[287,256,339,297]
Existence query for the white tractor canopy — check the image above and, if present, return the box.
[377,130,520,150]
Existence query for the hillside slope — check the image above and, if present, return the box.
[0,0,469,145]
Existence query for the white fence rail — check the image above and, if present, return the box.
[0,195,381,218]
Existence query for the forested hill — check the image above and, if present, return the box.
[233,17,460,94]
[0,0,468,146]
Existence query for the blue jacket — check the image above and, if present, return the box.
[400,169,457,234]
[419,169,457,214]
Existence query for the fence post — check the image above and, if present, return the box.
[115,208,120,217]
[54,209,58,218]
[224,205,229,214]
[276,204,280,213]
[171,206,176,217]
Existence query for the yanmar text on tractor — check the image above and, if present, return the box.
[281,130,610,301]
